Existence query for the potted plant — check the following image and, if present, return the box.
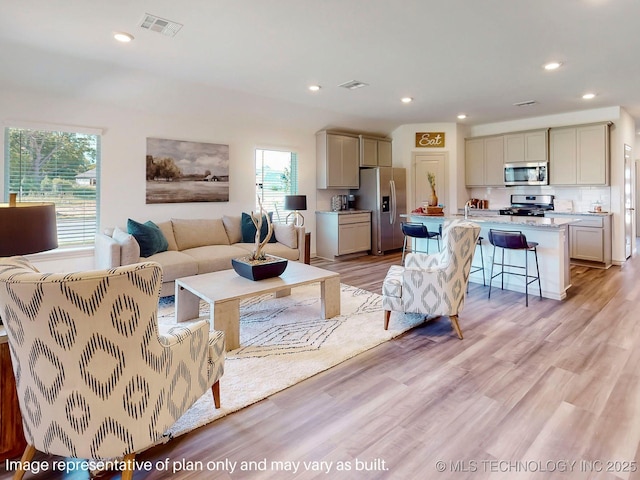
[231,198,288,280]
[427,171,438,206]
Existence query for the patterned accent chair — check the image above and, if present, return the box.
[382,220,481,339]
[0,257,225,480]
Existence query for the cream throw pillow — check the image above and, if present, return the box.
[171,218,230,250]
[222,215,242,244]
[273,223,297,249]
[113,226,141,264]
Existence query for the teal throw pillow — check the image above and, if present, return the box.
[127,219,169,257]
[241,212,277,243]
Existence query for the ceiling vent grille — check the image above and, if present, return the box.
[513,100,538,107]
[338,80,369,90]
[139,13,183,37]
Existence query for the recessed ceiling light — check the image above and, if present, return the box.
[457,114,467,120]
[544,62,562,70]
[114,32,134,43]
[582,92,596,100]
[308,85,321,92]
[401,97,413,103]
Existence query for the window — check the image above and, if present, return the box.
[4,126,100,248]
[255,149,298,220]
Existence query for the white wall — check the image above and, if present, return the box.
[391,123,466,214]
[0,88,322,271]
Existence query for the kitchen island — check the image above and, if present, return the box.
[403,214,578,300]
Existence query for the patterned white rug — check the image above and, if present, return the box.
[157,283,424,440]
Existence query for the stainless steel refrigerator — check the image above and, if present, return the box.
[354,167,407,255]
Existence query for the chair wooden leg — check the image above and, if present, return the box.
[384,310,391,330]
[121,453,136,480]
[13,444,36,480]
[212,380,221,409]
[450,315,463,340]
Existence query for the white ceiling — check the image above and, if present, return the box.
[1,0,639,134]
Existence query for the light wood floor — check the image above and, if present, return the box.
[6,249,640,479]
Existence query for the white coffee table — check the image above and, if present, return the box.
[175,262,341,351]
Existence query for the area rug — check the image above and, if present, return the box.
[157,283,424,440]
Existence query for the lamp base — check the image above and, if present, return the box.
[286,211,305,227]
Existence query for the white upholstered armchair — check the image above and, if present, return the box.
[0,257,225,480]
[382,220,481,339]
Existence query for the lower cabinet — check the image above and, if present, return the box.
[546,213,611,268]
[570,225,605,262]
[316,211,371,260]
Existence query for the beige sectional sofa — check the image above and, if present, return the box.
[95,216,305,297]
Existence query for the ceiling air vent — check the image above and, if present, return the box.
[338,80,369,90]
[513,100,538,107]
[139,13,183,37]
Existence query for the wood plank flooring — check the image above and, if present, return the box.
[5,249,640,479]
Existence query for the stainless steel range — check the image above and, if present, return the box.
[499,194,554,217]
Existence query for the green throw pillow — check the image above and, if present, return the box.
[241,212,277,243]
[127,219,169,257]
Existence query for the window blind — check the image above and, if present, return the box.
[4,127,100,248]
[255,149,298,222]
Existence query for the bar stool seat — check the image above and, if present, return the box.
[400,222,440,264]
[488,229,541,306]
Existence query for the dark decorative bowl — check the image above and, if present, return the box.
[231,256,288,281]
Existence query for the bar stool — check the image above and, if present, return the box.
[468,236,486,291]
[488,229,541,307]
[400,222,441,265]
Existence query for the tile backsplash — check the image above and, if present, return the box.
[469,186,610,213]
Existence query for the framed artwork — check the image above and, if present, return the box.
[146,137,229,204]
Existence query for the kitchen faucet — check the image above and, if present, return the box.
[464,200,473,219]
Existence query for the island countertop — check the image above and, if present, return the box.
[402,213,573,300]
[403,213,578,228]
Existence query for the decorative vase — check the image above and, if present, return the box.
[429,190,438,206]
[231,255,288,281]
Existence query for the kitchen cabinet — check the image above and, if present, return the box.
[569,215,611,267]
[504,129,548,163]
[546,213,612,268]
[315,211,371,260]
[549,123,610,185]
[316,131,360,189]
[465,135,504,186]
[360,136,392,167]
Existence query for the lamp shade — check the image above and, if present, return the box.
[0,202,58,256]
[284,195,307,211]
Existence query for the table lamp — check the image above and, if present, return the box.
[284,195,307,227]
[0,194,58,256]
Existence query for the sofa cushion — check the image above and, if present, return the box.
[241,212,276,243]
[156,220,179,251]
[113,227,140,264]
[181,245,250,274]
[127,219,169,257]
[171,218,230,250]
[235,242,300,261]
[145,250,198,282]
[222,215,242,244]
[273,223,297,249]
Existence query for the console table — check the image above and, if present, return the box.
[0,328,26,461]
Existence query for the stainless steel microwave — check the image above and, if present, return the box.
[504,162,548,186]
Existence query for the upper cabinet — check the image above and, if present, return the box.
[316,131,360,189]
[549,123,610,186]
[359,135,392,167]
[465,135,504,187]
[504,129,548,163]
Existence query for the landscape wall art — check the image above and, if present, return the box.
[146,137,229,204]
